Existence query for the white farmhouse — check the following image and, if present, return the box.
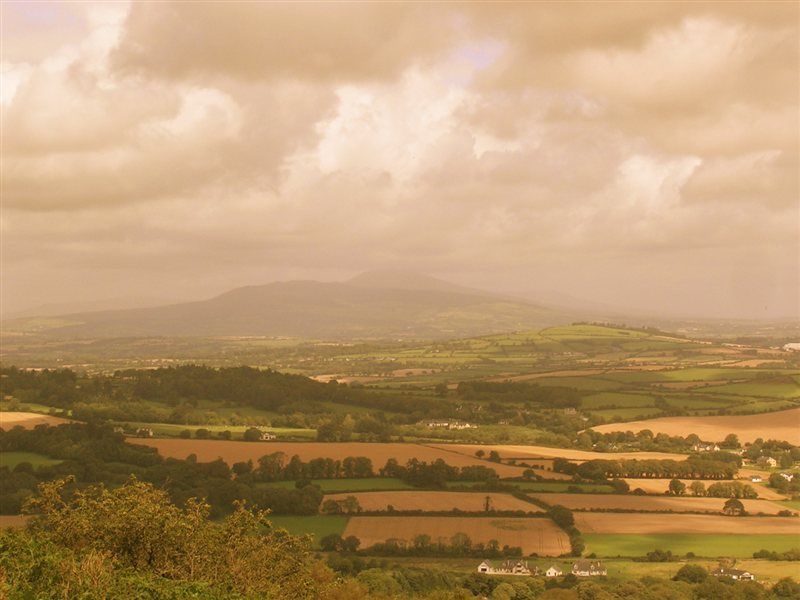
[572,560,607,577]
[545,565,563,578]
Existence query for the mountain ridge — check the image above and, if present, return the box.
[2,271,574,340]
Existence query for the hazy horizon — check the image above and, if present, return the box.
[2,2,798,321]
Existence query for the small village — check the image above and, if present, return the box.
[476,559,608,578]
[476,559,757,582]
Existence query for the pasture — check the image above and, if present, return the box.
[592,407,800,444]
[507,481,615,494]
[323,491,540,513]
[118,421,315,440]
[266,515,349,547]
[0,451,61,469]
[343,516,570,556]
[574,513,800,535]
[531,493,789,515]
[584,534,800,558]
[129,439,527,477]
[261,478,413,492]
[580,392,657,409]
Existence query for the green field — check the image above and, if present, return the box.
[581,392,657,409]
[115,421,316,440]
[0,451,62,469]
[261,478,414,492]
[707,381,800,399]
[584,534,800,558]
[591,407,664,420]
[266,515,349,547]
[511,481,614,493]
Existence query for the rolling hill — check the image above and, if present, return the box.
[2,271,574,340]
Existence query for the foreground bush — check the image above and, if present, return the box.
[0,477,349,599]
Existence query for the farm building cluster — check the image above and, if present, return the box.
[476,560,607,578]
[424,420,477,430]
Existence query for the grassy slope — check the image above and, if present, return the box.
[267,515,349,547]
[0,452,62,469]
[584,534,800,558]
[260,478,414,492]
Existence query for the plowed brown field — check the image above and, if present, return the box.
[431,443,687,463]
[592,408,800,444]
[129,440,526,477]
[532,493,787,515]
[343,516,569,555]
[324,491,541,512]
[574,513,800,534]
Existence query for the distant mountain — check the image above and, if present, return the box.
[3,271,575,340]
[2,295,185,320]
[348,269,493,296]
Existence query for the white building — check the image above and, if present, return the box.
[545,565,563,578]
[572,560,607,577]
[476,560,532,576]
[712,567,755,581]
[425,420,477,430]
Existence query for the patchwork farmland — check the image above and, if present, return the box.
[343,516,570,556]
[129,439,528,477]
[323,491,541,512]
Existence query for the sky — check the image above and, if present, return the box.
[2,1,798,319]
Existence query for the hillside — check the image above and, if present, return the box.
[2,271,573,340]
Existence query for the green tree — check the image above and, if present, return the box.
[723,498,746,516]
[243,427,263,441]
[673,564,708,583]
[320,534,343,551]
[773,577,800,598]
[668,478,687,496]
[689,481,706,496]
[16,477,326,598]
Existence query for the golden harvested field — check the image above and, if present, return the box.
[574,513,800,535]
[531,493,788,515]
[592,407,800,444]
[324,491,541,513]
[0,515,29,529]
[129,440,526,477]
[0,411,72,430]
[343,516,570,556]
[431,443,687,463]
[621,478,786,501]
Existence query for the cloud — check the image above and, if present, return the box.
[1,2,797,318]
[111,3,457,82]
